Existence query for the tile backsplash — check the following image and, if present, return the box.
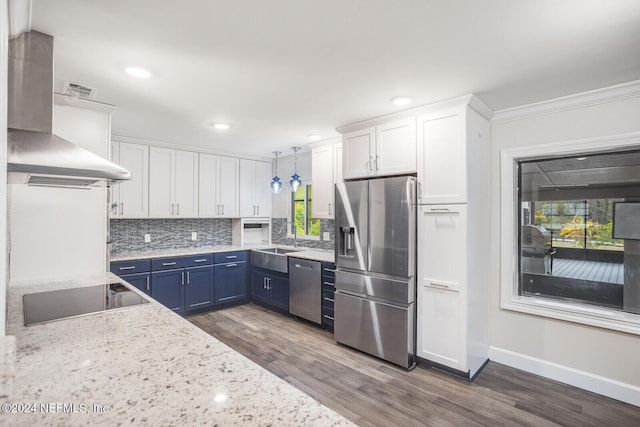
[271,218,335,251]
[110,218,232,255]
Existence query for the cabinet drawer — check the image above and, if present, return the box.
[321,262,336,278]
[152,254,214,270]
[322,289,335,310]
[111,259,150,276]
[322,307,335,327]
[214,251,248,264]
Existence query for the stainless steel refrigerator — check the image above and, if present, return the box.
[334,176,416,369]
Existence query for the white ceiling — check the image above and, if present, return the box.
[27,0,640,158]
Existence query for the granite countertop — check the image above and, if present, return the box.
[112,245,335,264]
[3,275,351,426]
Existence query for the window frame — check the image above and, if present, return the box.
[500,132,640,335]
[288,183,320,241]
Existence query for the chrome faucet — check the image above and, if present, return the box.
[286,221,298,247]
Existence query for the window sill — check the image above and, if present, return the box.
[286,234,320,241]
[502,295,640,336]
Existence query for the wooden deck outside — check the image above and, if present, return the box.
[553,258,624,284]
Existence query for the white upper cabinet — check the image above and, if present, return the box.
[375,117,416,176]
[343,127,375,179]
[417,107,467,204]
[240,159,271,218]
[149,147,198,218]
[111,141,149,218]
[199,154,239,218]
[342,117,416,180]
[311,139,342,219]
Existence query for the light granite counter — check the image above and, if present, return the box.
[2,275,351,426]
[111,244,335,264]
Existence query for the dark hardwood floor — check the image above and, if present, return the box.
[188,304,640,426]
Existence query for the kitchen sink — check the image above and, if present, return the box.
[251,247,303,273]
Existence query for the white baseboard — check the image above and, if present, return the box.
[488,346,640,407]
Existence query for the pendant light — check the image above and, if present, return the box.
[270,151,283,193]
[289,147,302,192]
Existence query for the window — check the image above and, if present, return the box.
[500,134,640,335]
[290,184,320,238]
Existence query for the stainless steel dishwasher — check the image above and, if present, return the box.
[288,258,321,324]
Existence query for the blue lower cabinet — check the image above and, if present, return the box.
[251,268,289,312]
[185,265,215,310]
[215,262,247,304]
[151,269,184,313]
[120,272,151,296]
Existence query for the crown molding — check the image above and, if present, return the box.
[491,80,640,124]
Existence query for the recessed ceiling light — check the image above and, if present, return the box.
[391,96,412,106]
[125,67,151,79]
[308,134,322,141]
[212,123,230,130]
[576,157,587,161]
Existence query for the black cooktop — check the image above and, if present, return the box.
[23,282,149,326]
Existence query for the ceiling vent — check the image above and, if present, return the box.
[63,82,97,99]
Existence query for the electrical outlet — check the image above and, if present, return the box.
[144,234,151,243]
[323,232,330,241]
[191,232,198,241]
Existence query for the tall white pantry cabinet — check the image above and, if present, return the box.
[416,96,491,378]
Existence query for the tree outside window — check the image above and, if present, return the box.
[291,185,320,237]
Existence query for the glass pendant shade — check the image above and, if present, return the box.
[289,173,301,192]
[271,175,282,193]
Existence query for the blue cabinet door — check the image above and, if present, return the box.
[121,272,151,295]
[215,262,247,304]
[151,270,184,312]
[184,265,214,310]
[251,270,269,304]
[269,274,289,312]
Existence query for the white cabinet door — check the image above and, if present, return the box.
[149,147,175,217]
[253,161,271,217]
[198,153,220,217]
[417,283,463,369]
[418,109,467,204]
[115,142,148,218]
[218,156,240,218]
[375,117,416,176]
[239,159,256,217]
[311,144,334,219]
[174,150,198,217]
[342,127,375,179]
[417,204,467,371]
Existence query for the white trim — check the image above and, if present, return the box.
[336,94,493,134]
[492,80,640,124]
[489,346,640,407]
[499,131,640,334]
[53,93,117,114]
[111,134,270,162]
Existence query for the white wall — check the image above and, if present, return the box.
[490,84,640,403]
[1,0,9,335]
[271,150,311,218]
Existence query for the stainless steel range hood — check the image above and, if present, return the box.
[7,31,131,185]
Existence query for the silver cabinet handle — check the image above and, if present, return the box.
[162,262,177,266]
[226,255,237,259]
[429,282,449,289]
[225,263,238,268]
[119,266,136,270]
[194,259,208,263]
[374,155,379,171]
[181,272,185,285]
[323,268,336,273]
[186,271,190,284]
[417,181,422,201]
[221,205,224,215]
[263,277,267,289]
[177,203,180,215]
[323,314,334,321]
[217,205,220,215]
[171,204,175,215]
[146,276,150,291]
[120,202,124,215]
[368,156,373,172]
[257,205,260,216]
[323,281,335,287]
[324,297,335,303]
